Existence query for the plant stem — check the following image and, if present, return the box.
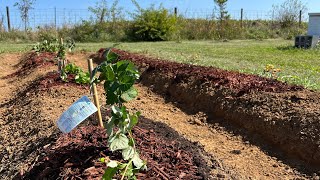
[128,131,136,149]
[120,132,136,180]
[121,159,133,180]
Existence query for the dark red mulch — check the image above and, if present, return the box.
[20,117,212,180]
[37,71,89,90]
[106,48,303,95]
[4,52,57,78]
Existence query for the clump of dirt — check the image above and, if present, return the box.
[3,52,56,78]
[20,118,215,180]
[188,112,208,126]
[99,48,320,167]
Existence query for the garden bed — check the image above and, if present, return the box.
[1,50,319,179]
[0,53,227,179]
[3,52,56,78]
[110,49,320,166]
[20,118,215,179]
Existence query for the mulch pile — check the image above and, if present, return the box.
[37,71,88,90]
[21,118,212,179]
[109,48,303,96]
[4,52,57,78]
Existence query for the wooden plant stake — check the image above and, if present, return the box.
[60,38,63,45]
[88,59,104,128]
[58,38,65,74]
[58,59,62,73]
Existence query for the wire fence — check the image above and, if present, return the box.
[0,7,307,31]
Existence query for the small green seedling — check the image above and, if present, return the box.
[61,63,90,85]
[91,48,146,180]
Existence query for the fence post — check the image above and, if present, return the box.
[240,8,243,28]
[54,7,57,30]
[299,10,302,28]
[6,6,11,31]
[174,7,178,17]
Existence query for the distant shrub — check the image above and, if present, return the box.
[0,29,31,42]
[66,21,110,42]
[37,26,57,41]
[272,0,307,29]
[126,5,177,41]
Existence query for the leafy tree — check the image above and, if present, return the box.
[14,0,36,32]
[88,0,122,23]
[272,0,307,28]
[214,0,229,22]
[214,0,230,39]
[130,0,142,12]
[88,0,108,23]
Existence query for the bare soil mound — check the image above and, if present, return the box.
[3,52,56,78]
[106,49,320,166]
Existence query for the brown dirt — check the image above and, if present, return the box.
[126,84,316,179]
[110,49,320,168]
[1,50,320,180]
[0,53,217,179]
[2,52,56,78]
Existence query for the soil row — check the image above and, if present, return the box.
[111,48,320,166]
[0,52,220,179]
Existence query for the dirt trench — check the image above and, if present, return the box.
[1,52,320,179]
[111,49,320,168]
[0,53,220,179]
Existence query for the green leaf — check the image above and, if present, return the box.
[110,134,129,151]
[128,113,139,130]
[132,153,146,170]
[106,89,119,105]
[107,51,119,63]
[121,87,138,102]
[102,167,118,180]
[122,146,135,160]
[75,74,80,80]
[111,106,122,116]
[106,117,115,136]
[100,157,106,163]
[118,163,127,170]
[107,160,119,168]
[116,61,130,72]
[106,65,115,81]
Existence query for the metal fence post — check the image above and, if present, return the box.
[299,10,302,28]
[54,7,57,30]
[6,6,11,31]
[240,8,243,28]
[174,7,178,17]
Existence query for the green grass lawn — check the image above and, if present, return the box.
[1,39,320,90]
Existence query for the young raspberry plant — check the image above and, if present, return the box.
[91,48,146,180]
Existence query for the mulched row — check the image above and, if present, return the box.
[3,52,57,78]
[38,71,88,90]
[5,50,215,179]
[21,117,211,179]
[109,48,303,96]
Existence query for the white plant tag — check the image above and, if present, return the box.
[56,96,97,133]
